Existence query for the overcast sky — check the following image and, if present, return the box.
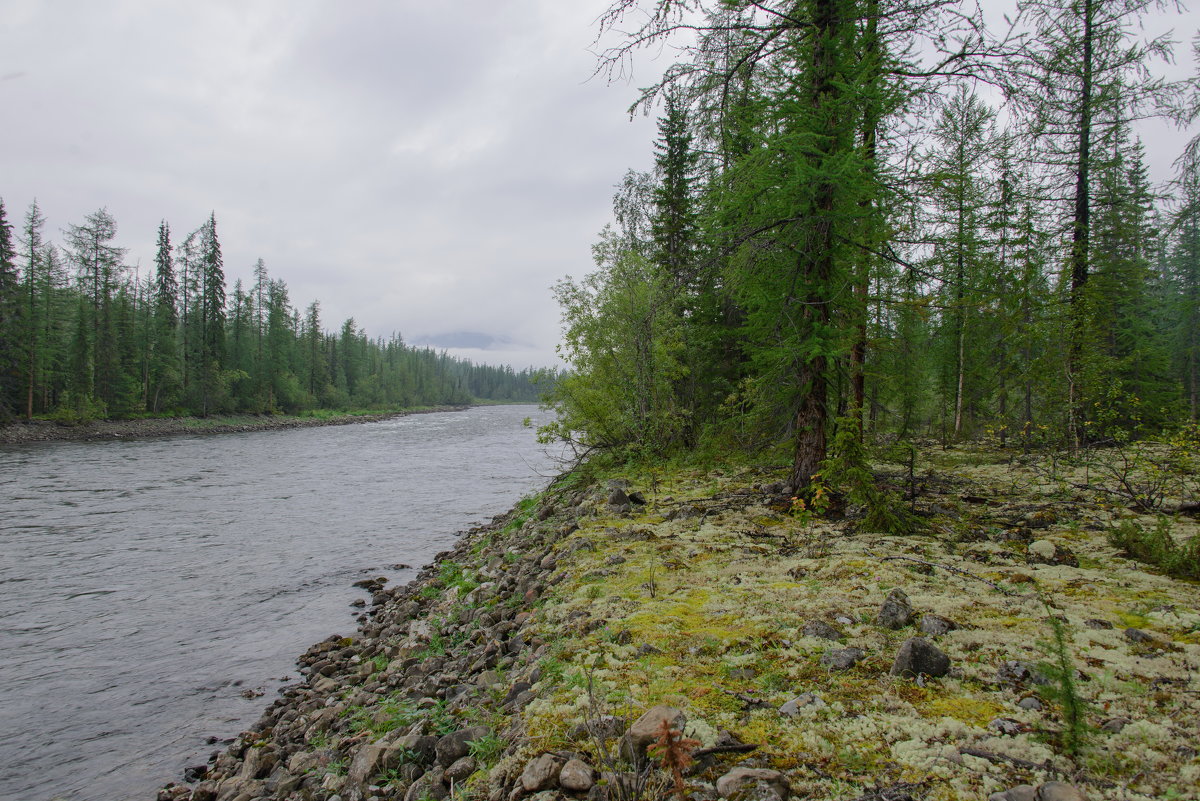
[2,1,1197,370]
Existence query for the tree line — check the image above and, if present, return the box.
[541,0,1200,492]
[0,204,544,423]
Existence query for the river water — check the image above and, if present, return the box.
[0,406,558,801]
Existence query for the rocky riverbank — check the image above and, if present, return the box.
[0,407,468,445]
[156,447,1199,801]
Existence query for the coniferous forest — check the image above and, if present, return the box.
[0,205,543,423]
[541,0,1200,491]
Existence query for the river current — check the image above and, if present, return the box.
[0,405,557,801]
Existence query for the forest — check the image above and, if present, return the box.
[0,205,543,423]
[540,0,1200,493]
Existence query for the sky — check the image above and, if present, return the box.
[2,1,1197,370]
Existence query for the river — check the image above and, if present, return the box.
[0,405,558,801]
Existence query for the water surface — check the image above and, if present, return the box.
[0,405,555,801]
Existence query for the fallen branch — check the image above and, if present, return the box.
[691,743,759,759]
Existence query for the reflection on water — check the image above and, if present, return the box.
[0,406,555,801]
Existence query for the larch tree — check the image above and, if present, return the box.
[1010,0,1191,444]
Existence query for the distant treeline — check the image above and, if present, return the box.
[0,203,548,422]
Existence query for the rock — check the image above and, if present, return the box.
[1027,539,1056,563]
[988,718,1023,736]
[820,647,865,671]
[623,705,685,760]
[1035,781,1089,801]
[396,733,439,765]
[1017,695,1044,711]
[988,782,1089,801]
[346,740,391,789]
[995,660,1048,687]
[715,767,790,801]
[890,637,950,678]
[559,758,596,792]
[608,488,631,507]
[405,775,448,801]
[877,589,914,629]
[1123,627,1157,644]
[520,753,565,792]
[569,715,627,743]
[779,693,825,717]
[503,681,532,705]
[445,756,477,784]
[919,614,958,636]
[435,726,490,767]
[801,620,843,640]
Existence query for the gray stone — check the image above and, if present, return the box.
[779,693,825,717]
[623,705,685,759]
[608,488,631,507]
[396,734,439,765]
[919,614,958,637]
[520,754,565,792]
[559,758,595,792]
[1017,695,1044,711]
[444,756,477,784]
[435,726,490,767]
[891,637,950,678]
[877,589,914,629]
[715,768,790,801]
[988,717,1023,736]
[1035,781,1089,801]
[801,620,843,641]
[820,647,865,671]
[404,776,448,801]
[346,741,390,790]
[988,785,1037,801]
[996,660,1049,687]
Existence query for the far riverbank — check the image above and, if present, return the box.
[0,406,470,445]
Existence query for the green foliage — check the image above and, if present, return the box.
[1034,608,1095,759]
[1108,516,1200,580]
[820,418,921,535]
[466,732,506,766]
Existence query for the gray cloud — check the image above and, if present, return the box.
[0,0,662,368]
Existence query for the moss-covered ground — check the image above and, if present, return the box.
[507,444,1200,800]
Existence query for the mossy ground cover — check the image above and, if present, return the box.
[512,445,1200,800]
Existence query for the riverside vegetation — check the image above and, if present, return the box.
[158,435,1199,801]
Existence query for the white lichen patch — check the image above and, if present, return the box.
[514,451,1200,800]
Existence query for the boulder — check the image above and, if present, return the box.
[820,647,865,671]
[559,758,596,792]
[445,756,477,784]
[919,614,958,637]
[890,637,950,678]
[779,693,825,717]
[520,753,565,792]
[877,589,914,629]
[396,733,439,765]
[800,620,843,641]
[715,767,790,801]
[435,726,491,767]
[622,705,685,760]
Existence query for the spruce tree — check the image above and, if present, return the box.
[0,199,20,421]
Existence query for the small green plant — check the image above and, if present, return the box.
[1034,603,1095,759]
[1108,517,1200,580]
[466,732,506,766]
